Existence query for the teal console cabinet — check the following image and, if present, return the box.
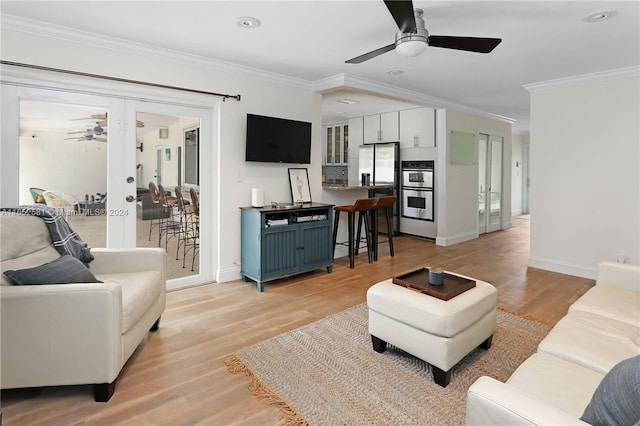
[240,203,334,292]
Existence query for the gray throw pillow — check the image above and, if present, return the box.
[581,355,640,426]
[3,255,102,285]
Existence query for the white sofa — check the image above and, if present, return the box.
[466,260,640,425]
[0,214,166,401]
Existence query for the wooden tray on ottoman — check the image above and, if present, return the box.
[392,268,476,301]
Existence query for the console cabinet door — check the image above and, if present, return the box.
[261,225,299,279]
[298,221,332,270]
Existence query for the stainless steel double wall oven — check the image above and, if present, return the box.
[401,160,434,221]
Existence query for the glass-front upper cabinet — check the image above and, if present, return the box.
[324,123,348,164]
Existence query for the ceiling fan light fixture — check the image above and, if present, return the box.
[396,39,428,57]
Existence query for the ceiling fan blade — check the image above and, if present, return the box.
[95,137,107,142]
[383,0,417,33]
[346,43,396,64]
[428,35,502,53]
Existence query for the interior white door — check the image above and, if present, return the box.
[478,133,504,234]
[2,85,214,289]
[130,101,213,289]
[2,85,136,248]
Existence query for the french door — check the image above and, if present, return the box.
[478,133,503,234]
[1,84,214,289]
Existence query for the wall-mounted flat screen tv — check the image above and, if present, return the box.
[245,113,312,164]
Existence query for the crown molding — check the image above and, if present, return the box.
[313,73,516,124]
[1,14,312,90]
[523,66,640,92]
[3,14,516,125]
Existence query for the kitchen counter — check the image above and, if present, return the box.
[322,184,394,191]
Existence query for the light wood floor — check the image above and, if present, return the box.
[1,216,594,426]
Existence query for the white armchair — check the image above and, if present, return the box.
[0,214,166,401]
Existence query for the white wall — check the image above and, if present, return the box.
[437,109,512,246]
[528,73,640,278]
[18,133,108,204]
[1,27,322,284]
[511,133,529,216]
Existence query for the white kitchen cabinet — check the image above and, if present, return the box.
[324,123,349,164]
[348,117,363,158]
[399,107,436,148]
[363,111,399,143]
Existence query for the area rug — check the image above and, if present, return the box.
[224,303,550,425]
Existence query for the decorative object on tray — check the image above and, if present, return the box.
[288,168,311,203]
[428,267,444,285]
[392,267,476,300]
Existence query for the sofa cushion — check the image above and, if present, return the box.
[97,271,162,334]
[581,355,640,426]
[569,285,640,327]
[0,215,52,262]
[507,352,605,418]
[3,255,102,285]
[1,215,62,285]
[538,311,640,374]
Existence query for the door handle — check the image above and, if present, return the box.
[126,195,135,203]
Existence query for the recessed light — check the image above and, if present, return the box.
[584,10,616,23]
[387,69,404,76]
[336,99,359,105]
[237,16,261,28]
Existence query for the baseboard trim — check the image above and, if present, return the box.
[217,266,242,283]
[528,256,597,279]
[436,231,478,247]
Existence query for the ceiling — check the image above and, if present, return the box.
[3,1,639,134]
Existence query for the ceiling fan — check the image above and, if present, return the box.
[64,131,107,143]
[68,121,107,136]
[345,0,502,64]
[72,113,145,128]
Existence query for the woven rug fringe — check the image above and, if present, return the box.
[223,354,309,426]
[496,305,553,326]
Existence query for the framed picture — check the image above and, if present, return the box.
[288,168,311,203]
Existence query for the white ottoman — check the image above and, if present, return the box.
[367,276,498,386]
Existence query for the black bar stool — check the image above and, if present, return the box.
[332,198,376,269]
[370,195,397,261]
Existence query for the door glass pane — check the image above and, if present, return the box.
[489,137,502,227]
[19,100,108,246]
[343,125,349,163]
[326,127,332,164]
[135,112,200,280]
[478,134,487,230]
[334,126,341,164]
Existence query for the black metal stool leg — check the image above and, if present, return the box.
[355,212,363,257]
[332,210,340,256]
[363,210,373,263]
[372,208,379,261]
[348,211,355,268]
[386,207,394,257]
